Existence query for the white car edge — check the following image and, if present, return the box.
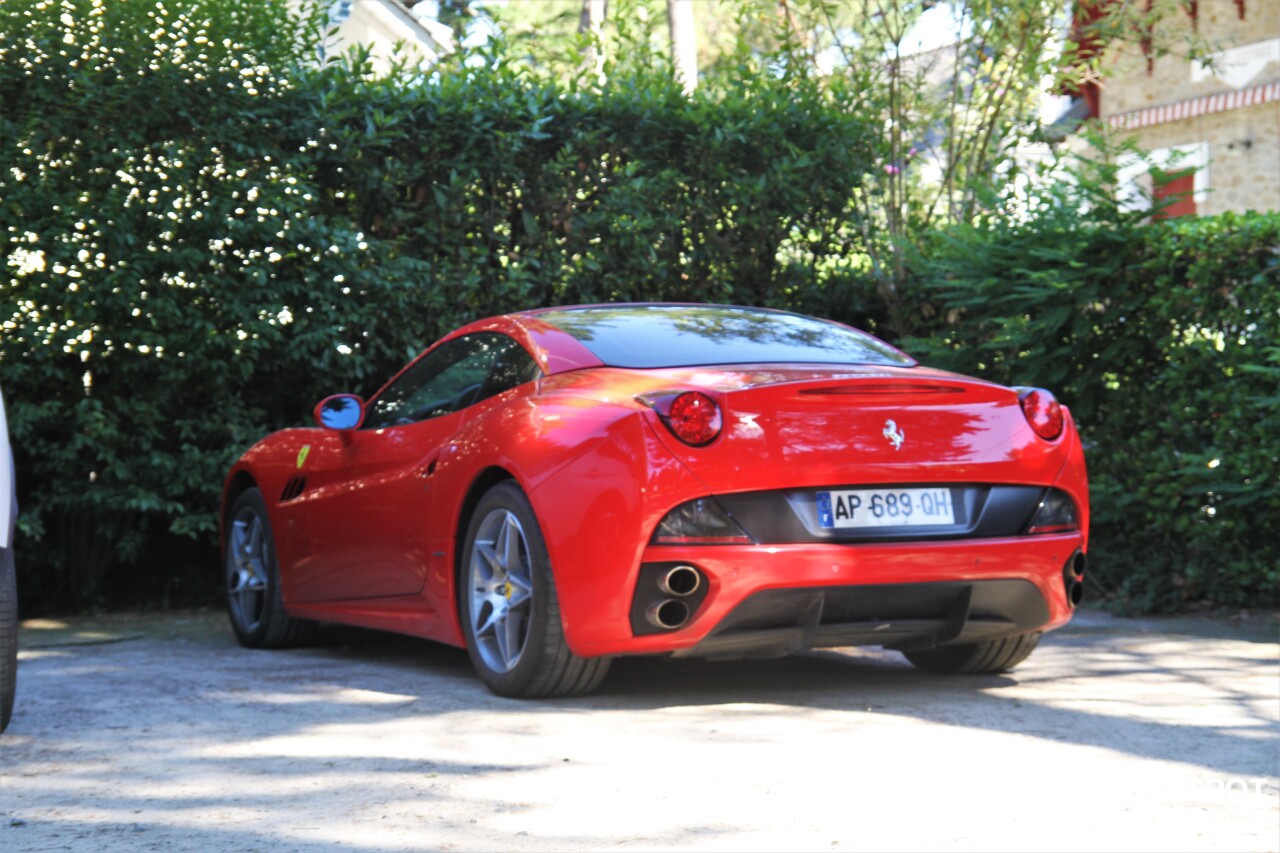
[0,387,10,550]
[1,386,17,733]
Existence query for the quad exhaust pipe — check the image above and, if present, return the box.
[646,599,692,631]
[658,565,701,597]
[1063,551,1086,608]
[644,565,702,630]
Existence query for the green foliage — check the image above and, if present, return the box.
[0,0,422,608]
[686,0,1210,333]
[310,52,876,319]
[445,0,1214,335]
[3,0,1271,617]
[0,0,879,612]
[912,199,1280,612]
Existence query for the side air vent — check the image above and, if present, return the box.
[279,477,307,503]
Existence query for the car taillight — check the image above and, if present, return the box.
[1027,489,1079,534]
[1018,387,1064,441]
[640,391,723,446]
[652,498,753,545]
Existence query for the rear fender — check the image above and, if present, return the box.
[426,390,705,654]
[1051,408,1090,551]
[522,411,707,655]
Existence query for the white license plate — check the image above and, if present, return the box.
[816,488,955,529]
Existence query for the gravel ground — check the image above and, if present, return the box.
[1,606,1276,852]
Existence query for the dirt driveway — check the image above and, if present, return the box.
[1,606,1276,852]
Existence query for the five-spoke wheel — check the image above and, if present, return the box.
[467,507,535,674]
[224,488,314,648]
[227,502,271,636]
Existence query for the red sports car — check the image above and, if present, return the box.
[222,304,1088,697]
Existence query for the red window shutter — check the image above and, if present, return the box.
[1153,170,1196,219]
[1063,0,1112,118]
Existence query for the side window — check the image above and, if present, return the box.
[481,340,542,399]
[363,333,540,429]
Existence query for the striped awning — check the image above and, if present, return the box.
[1106,81,1279,130]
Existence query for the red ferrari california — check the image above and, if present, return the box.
[222,304,1088,697]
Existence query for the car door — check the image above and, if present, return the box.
[289,332,539,603]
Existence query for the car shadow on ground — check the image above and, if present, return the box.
[279,614,1280,783]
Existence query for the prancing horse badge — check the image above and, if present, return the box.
[882,419,905,451]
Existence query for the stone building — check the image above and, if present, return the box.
[1074,0,1278,216]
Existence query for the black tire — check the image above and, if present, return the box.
[0,543,16,733]
[459,482,610,698]
[225,487,315,648]
[902,631,1042,675]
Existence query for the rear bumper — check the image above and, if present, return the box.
[672,579,1048,660]
[569,534,1083,658]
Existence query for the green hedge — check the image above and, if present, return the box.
[3,1,1274,615]
[912,209,1280,611]
[0,0,879,611]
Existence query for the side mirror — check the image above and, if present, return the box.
[313,394,364,430]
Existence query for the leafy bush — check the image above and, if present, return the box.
[4,1,1272,616]
[913,207,1280,611]
[0,1,879,612]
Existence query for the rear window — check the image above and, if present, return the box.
[539,305,914,369]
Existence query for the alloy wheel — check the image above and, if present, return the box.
[467,508,534,673]
[227,506,270,633]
